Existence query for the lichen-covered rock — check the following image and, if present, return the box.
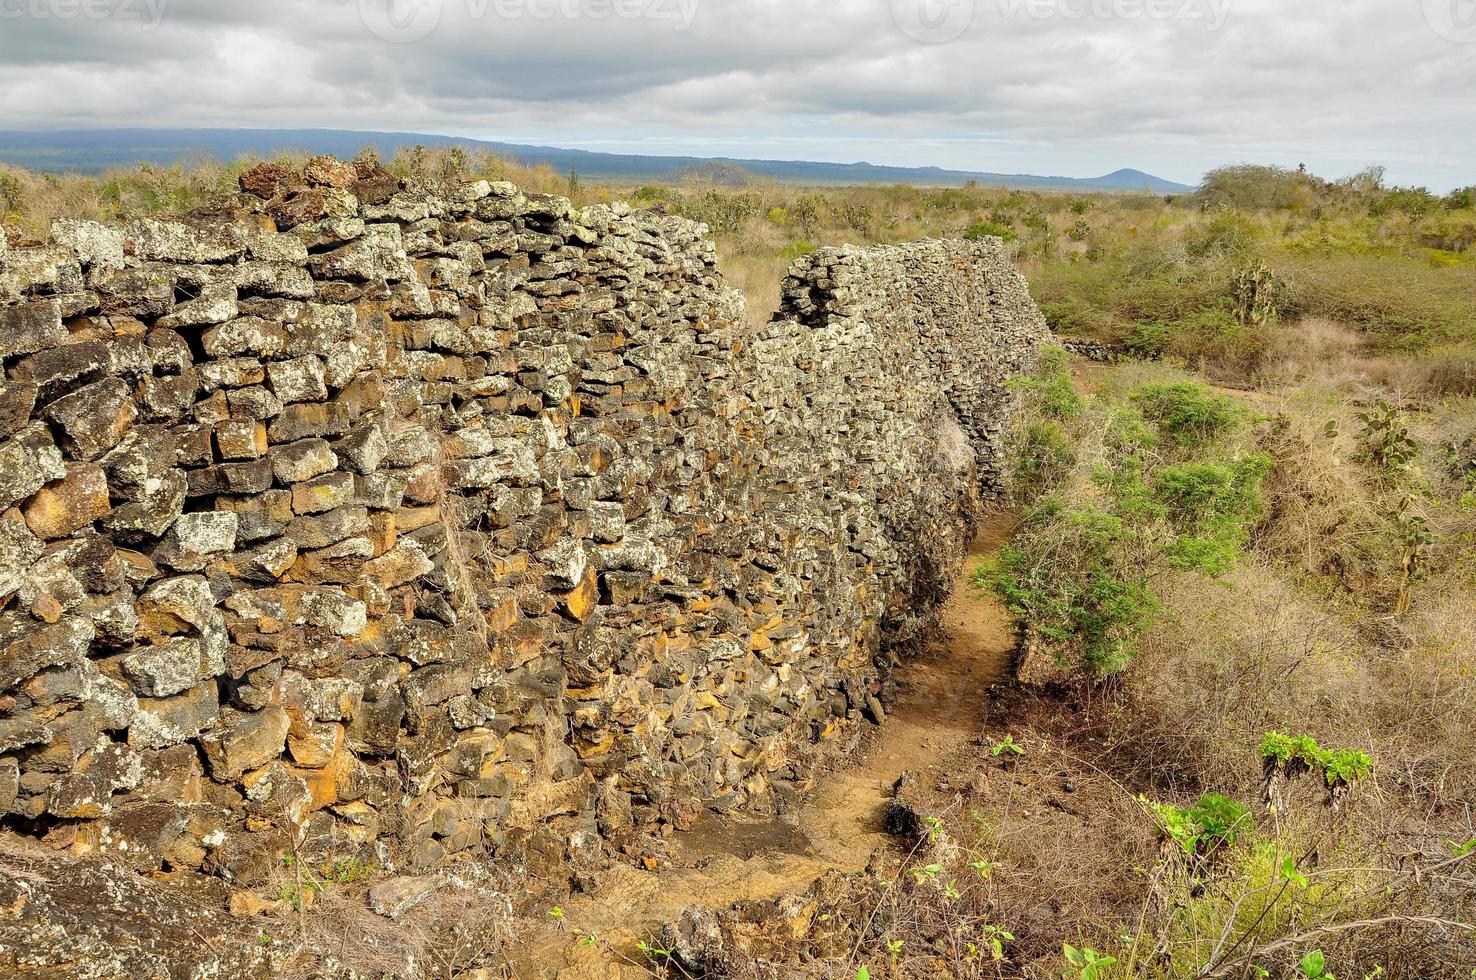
[0,299,67,359]
[0,851,287,977]
[45,379,137,460]
[199,705,291,780]
[0,163,1047,966]
[0,422,68,509]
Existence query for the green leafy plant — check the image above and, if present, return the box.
[779,240,818,261]
[635,939,671,959]
[1064,943,1118,979]
[1357,401,1418,473]
[1280,853,1311,888]
[991,735,1025,757]
[1260,732,1372,788]
[983,505,1161,677]
[908,863,943,885]
[1145,792,1251,856]
[979,923,1015,960]
[1298,949,1336,979]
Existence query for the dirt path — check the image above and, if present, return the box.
[537,511,1020,978]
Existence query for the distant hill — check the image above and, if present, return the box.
[668,161,759,187]
[0,128,1194,193]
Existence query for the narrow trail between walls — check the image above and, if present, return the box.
[534,511,1021,979]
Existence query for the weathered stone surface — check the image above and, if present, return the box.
[0,300,67,359]
[200,706,291,780]
[239,161,295,198]
[101,470,186,541]
[127,680,219,749]
[203,316,288,358]
[0,510,45,600]
[269,437,338,484]
[303,154,359,189]
[45,379,137,460]
[22,464,111,539]
[155,511,238,571]
[291,470,354,514]
[0,422,68,510]
[0,614,94,690]
[267,354,328,402]
[125,218,241,263]
[367,874,445,919]
[47,740,142,818]
[120,637,205,698]
[215,419,268,460]
[0,165,1048,945]
[11,339,110,391]
[0,381,38,441]
[51,218,126,270]
[0,853,284,976]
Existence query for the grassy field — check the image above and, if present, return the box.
[4,150,1474,977]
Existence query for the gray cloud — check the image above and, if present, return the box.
[0,0,1470,188]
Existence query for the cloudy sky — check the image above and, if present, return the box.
[1,0,1472,189]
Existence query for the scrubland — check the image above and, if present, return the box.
[639,160,1476,978]
[4,151,1474,977]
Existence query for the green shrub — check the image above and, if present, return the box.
[983,505,1160,678]
[1152,455,1271,573]
[1195,164,1320,211]
[1132,382,1242,447]
[964,219,1018,242]
[984,372,1266,679]
[1008,346,1081,419]
[1015,420,1076,494]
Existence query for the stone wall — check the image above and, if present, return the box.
[0,158,1046,888]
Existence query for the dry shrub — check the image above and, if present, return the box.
[1377,580,1476,804]
[1254,395,1395,591]
[1255,318,1476,400]
[1113,561,1369,794]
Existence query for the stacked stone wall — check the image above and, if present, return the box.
[0,158,1047,887]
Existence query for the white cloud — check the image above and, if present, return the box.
[0,0,1470,188]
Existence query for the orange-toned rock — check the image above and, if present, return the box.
[215,420,267,461]
[562,566,598,622]
[23,465,110,539]
[286,722,343,769]
[302,155,358,189]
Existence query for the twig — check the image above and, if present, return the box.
[1196,915,1475,979]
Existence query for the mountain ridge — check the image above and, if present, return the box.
[0,128,1194,193]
